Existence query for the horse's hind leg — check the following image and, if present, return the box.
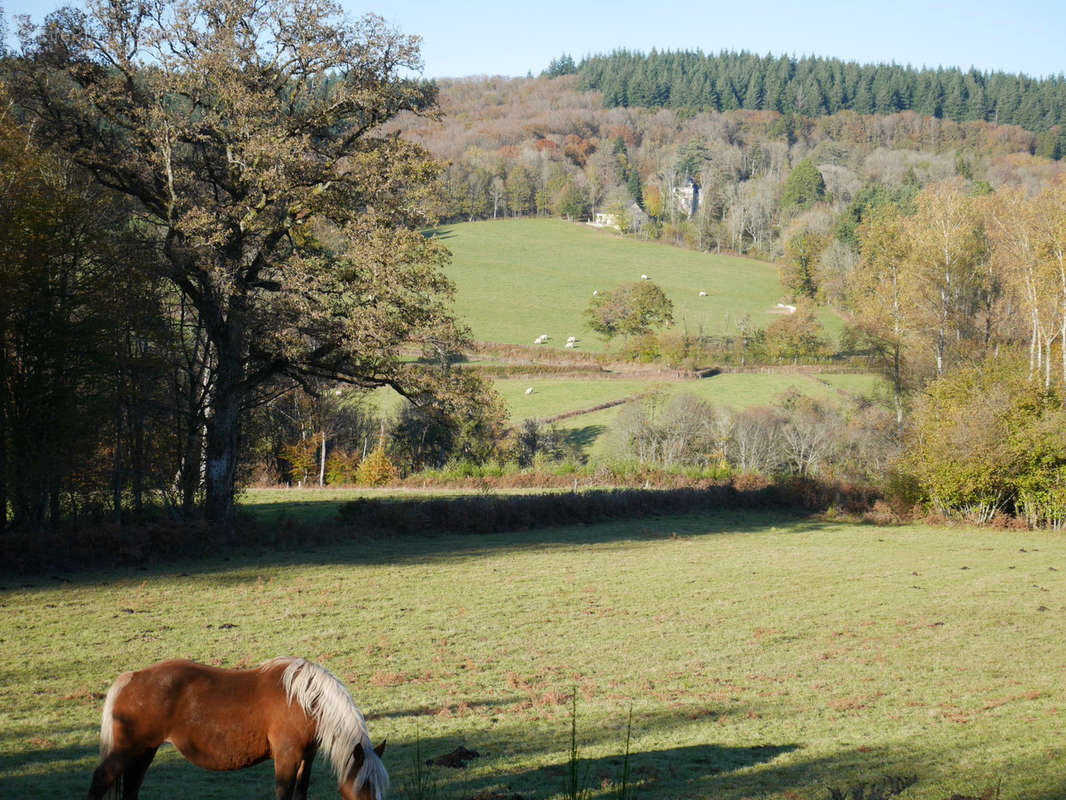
[120,747,157,800]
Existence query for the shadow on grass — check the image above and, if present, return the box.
[465,742,802,798]
[0,739,96,776]
[0,736,275,799]
[564,424,608,453]
[400,729,1066,800]
[2,502,844,589]
[11,727,1066,800]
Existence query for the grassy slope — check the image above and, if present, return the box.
[438,218,832,351]
[4,514,1065,800]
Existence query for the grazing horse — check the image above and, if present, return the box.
[86,657,388,800]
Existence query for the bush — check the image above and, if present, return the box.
[356,443,396,486]
[619,332,661,363]
[607,393,721,469]
[901,354,1066,526]
[762,304,828,362]
[325,450,361,485]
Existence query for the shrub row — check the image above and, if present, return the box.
[0,478,885,575]
[335,478,880,537]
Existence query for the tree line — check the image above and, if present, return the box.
[565,50,1066,157]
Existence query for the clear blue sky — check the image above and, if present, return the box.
[4,0,1064,79]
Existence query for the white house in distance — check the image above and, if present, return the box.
[588,203,650,232]
[672,177,699,218]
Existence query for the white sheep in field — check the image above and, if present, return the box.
[565,341,575,348]
[641,274,649,280]
[566,336,577,343]
[592,290,599,296]
[698,291,707,297]
[525,387,534,394]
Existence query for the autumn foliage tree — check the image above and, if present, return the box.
[902,356,1066,525]
[16,0,471,521]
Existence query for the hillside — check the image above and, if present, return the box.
[419,217,877,459]
[439,217,800,351]
[394,73,1066,275]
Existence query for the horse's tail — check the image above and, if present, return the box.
[99,672,132,800]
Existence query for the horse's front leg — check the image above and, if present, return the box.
[121,747,157,800]
[293,746,317,800]
[273,746,302,800]
[87,749,145,800]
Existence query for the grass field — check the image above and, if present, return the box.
[500,372,887,458]
[3,509,1065,800]
[501,373,884,423]
[437,219,843,351]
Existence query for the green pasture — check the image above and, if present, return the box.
[500,372,887,458]
[3,509,1065,799]
[436,219,842,351]
[502,372,884,422]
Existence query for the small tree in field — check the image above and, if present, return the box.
[585,282,674,344]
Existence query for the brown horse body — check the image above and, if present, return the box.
[86,657,387,800]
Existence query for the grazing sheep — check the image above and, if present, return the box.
[525,387,534,394]
[698,291,707,297]
[565,341,575,348]
[592,290,598,296]
[640,274,649,280]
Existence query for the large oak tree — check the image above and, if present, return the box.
[15,0,468,521]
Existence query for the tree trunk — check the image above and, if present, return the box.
[203,337,243,524]
[180,426,202,519]
[204,394,239,523]
[319,430,326,487]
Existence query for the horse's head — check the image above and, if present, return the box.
[342,740,388,800]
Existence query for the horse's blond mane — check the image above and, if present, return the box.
[264,657,389,800]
